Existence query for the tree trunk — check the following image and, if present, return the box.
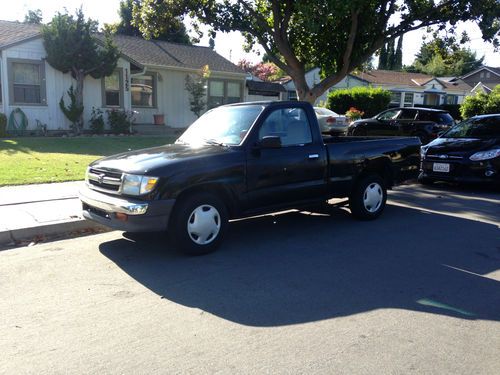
[75,70,85,134]
[292,73,318,105]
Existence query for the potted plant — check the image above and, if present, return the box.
[153,114,165,125]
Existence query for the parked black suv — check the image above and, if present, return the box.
[347,107,455,144]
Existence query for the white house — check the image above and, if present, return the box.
[0,20,247,132]
[278,68,473,108]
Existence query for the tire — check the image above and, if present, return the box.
[349,174,387,220]
[169,192,228,255]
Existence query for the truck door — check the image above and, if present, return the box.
[245,106,327,209]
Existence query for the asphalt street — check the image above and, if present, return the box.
[1,183,499,374]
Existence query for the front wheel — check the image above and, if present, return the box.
[169,192,228,255]
[349,174,387,220]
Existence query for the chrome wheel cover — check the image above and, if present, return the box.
[187,204,221,245]
[363,183,383,213]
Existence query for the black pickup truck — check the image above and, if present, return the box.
[80,101,420,254]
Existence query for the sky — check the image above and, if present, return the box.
[2,0,499,69]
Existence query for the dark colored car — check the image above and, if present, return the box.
[419,114,500,185]
[80,101,420,255]
[347,107,454,144]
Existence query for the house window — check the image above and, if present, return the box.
[131,73,156,107]
[445,95,458,105]
[486,72,491,79]
[288,91,297,101]
[480,72,485,78]
[102,70,123,107]
[0,65,2,103]
[8,59,46,105]
[207,80,242,109]
[403,93,414,107]
[390,91,402,105]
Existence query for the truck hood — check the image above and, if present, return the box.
[424,137,500,156]
[89,143,230,174]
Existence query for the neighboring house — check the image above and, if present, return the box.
[459,66,500,94]
[348,70,472,107]
[245,77,285,102]
[0,20,246,131]
[276,68,472,108]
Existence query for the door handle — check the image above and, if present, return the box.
[308,154,319,159]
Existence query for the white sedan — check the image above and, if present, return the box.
[314,107,348,135]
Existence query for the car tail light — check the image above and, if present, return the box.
[326,116,336,124]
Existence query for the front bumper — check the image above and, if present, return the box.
[420,158,500,184]
[79,185,176,232]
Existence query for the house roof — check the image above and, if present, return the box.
[247,79,286,93]
[100,34,244,75]
[461,66,500,79]
[0,20,41,49]
[0,20,243,75]
[351,70,472,91]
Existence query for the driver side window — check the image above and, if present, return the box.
[259,108,312,146]
[378,109,401,120]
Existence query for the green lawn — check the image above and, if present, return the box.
[0,136,177,186]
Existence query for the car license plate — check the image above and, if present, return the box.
[433,163,450,173]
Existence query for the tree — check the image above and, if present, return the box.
[460,85,500,118]
[408,34,484,76]
[24,9,43,24]
[110,0,192,44]
[133,0,500,103]
[42,9,120,132]
[185,65,210,117]
[237,59,281,81]
[394,35,403,70]
[378,43,388,70]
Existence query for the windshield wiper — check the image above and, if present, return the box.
[203,138,227,147]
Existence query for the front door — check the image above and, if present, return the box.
[245,107,327,210]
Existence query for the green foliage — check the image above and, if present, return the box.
[185,65,210,117]
[89,107,105,134]
[59,86,84,133]
[24,9,43,24]
[459,85,500,118]
[0,113,7,137]
[408,35,484,76]
[111,0,192,44]
[107,109,135,134]
[327,87,391,118]
[133,0,499,103]
[43,9,120,132]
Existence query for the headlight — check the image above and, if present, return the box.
[121,174,159,195]
[469,149,500,161]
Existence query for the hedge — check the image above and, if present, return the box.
[0,113,6,137]
[326,86,391,118]
[460,85,500,119]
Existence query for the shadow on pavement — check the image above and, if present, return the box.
[99,204,500,327]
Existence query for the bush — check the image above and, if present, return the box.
[59,85,84,133]
[89,107,104,134]
[460,85,500,119]
[107,109,135,134]
[326,86,391,118]
[0,113,6,137]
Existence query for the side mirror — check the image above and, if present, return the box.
[259,136,282,149]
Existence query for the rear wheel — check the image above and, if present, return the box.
[349,174,387,220]
[169,192,228,255]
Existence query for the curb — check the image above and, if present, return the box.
[0,219,110,249]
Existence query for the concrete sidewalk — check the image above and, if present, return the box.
[0,181,108,247]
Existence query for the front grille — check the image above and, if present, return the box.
[87,168,122,193]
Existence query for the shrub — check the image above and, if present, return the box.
[89,107,104,134]
[345,107,364,122]
[0,113,6,137]
[326,86,391,118]
[460,85,500,119]
[59,85,84,133]
[107,109,135,134]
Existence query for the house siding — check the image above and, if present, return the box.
[462,70,500,88]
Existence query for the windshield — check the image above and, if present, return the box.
[177,105,264,146]
[442,116,500,139]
